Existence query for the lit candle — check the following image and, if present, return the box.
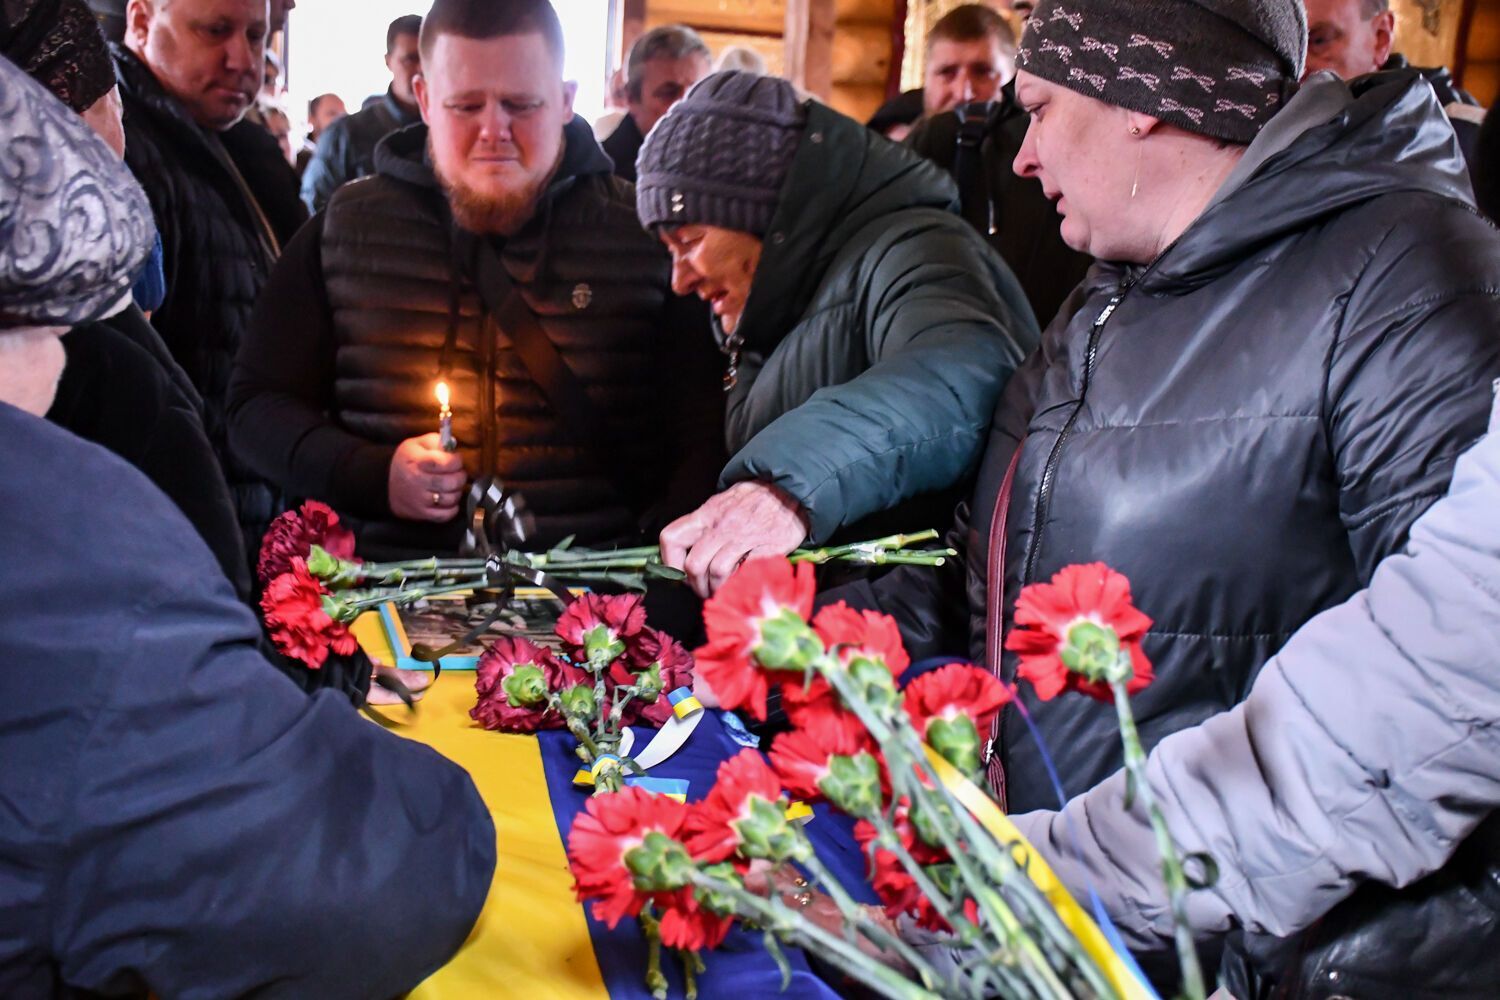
[435,380,455,452]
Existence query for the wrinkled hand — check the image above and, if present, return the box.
[744,862,908,969]
[389,433,466,522]
[367,662,435,706]
[660,482,810,598]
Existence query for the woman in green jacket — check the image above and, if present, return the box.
[636,71,1039,597]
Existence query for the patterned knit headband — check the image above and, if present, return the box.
[1018,0,1307,144]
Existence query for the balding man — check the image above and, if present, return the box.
[1304,0,1484,171]
[114,0,307,566]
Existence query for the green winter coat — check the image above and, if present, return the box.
[719,101,1039,543]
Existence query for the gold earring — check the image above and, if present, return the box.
[1130,125,1142,135]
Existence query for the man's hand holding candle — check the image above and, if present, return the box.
[389,433,466,522]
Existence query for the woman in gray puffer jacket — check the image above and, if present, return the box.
[846,0,1500,992]
[1017,381,1500,998]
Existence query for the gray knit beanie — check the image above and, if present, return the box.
[636,70,807,236]
[1018,0,1307,144]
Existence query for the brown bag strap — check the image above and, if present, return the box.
[984,439,1024,807]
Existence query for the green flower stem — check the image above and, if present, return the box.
[887,724,1119,1000]
[788,530,939,565]
[861,812,1034,1000]
[815,661,1108,1000]
[886,752,1074,1000]
[638,908,670,1000]
[688,871,942,1000]
[794,845,948,990]
[679,948,704,1000]
[332,578,492,619]
[1110,678,1206,1000]
[817,674,1064,997]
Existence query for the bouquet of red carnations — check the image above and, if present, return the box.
[564,558,1207,1000]
[466,591,699,794]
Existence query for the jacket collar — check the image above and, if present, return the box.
[379,87,422,128]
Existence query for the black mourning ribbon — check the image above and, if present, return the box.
[405,478,575,667]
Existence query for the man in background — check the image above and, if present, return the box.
[902,3,1088,326]
[1304,0,1484,170]
[298,91,346,175]
[601,23,710,182]
[300,13,422,211]
[231,0,723,563]
[865,5,1015,139]
[115,0,307,564]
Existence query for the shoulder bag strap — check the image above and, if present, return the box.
[468,236,647,509]
[984,439,1024,808]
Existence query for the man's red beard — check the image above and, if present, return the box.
[430,140,559,236]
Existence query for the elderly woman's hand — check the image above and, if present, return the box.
[659,482,810,598]
[744,861,913,973]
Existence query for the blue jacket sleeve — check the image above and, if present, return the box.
[52,578,495,998]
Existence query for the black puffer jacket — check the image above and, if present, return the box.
[905,83,1094,328]
[48,308,250,600]
[228,117,725,559]
[113,45,307,558]
[854,70,1500,994]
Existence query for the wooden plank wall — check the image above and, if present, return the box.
[1458,0,1500,104]
[626,0,900,119]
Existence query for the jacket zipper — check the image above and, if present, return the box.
[1020,283,1129,585]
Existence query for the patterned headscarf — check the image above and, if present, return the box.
[1018,0,1307,144]
[0,53,154,328]
[0,0,116,113]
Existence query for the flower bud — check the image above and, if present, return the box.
[754,610,824,671]
[582,624,626,668]
[558,683,598,719]
[847,656,902,716]
[634,662,665,702]
[320,592,358,624]
[694,862,744,916]
[818,752,884,819]
[733,795,808,863]
[625,831,698,891]
[926,714,983,777]
[500,663,549,708]
[1060,620,1121,683]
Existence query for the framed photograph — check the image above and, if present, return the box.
[377,588,575,671]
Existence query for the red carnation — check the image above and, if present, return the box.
[778,602,911,740]
[1006,563,1154,703]
[812,602,910,674]
[695,558,818,720]
[854,808,971,933]
[768,727,877,803]
[257,500,357,586]
[614,628,696,726]
[471,637,566,733]
[568,787,695,927]
[260,557,358,669]
[780,676,867,746]
[683,750,789,863]
[557,593,647,667]
[657,893,735,950]
[903,664,1012,774]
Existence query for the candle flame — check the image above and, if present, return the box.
[435,381,450,409]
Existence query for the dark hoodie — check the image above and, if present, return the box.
[856,69,1500,993]
[718,99,1039,545]
[229,117,724,559]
